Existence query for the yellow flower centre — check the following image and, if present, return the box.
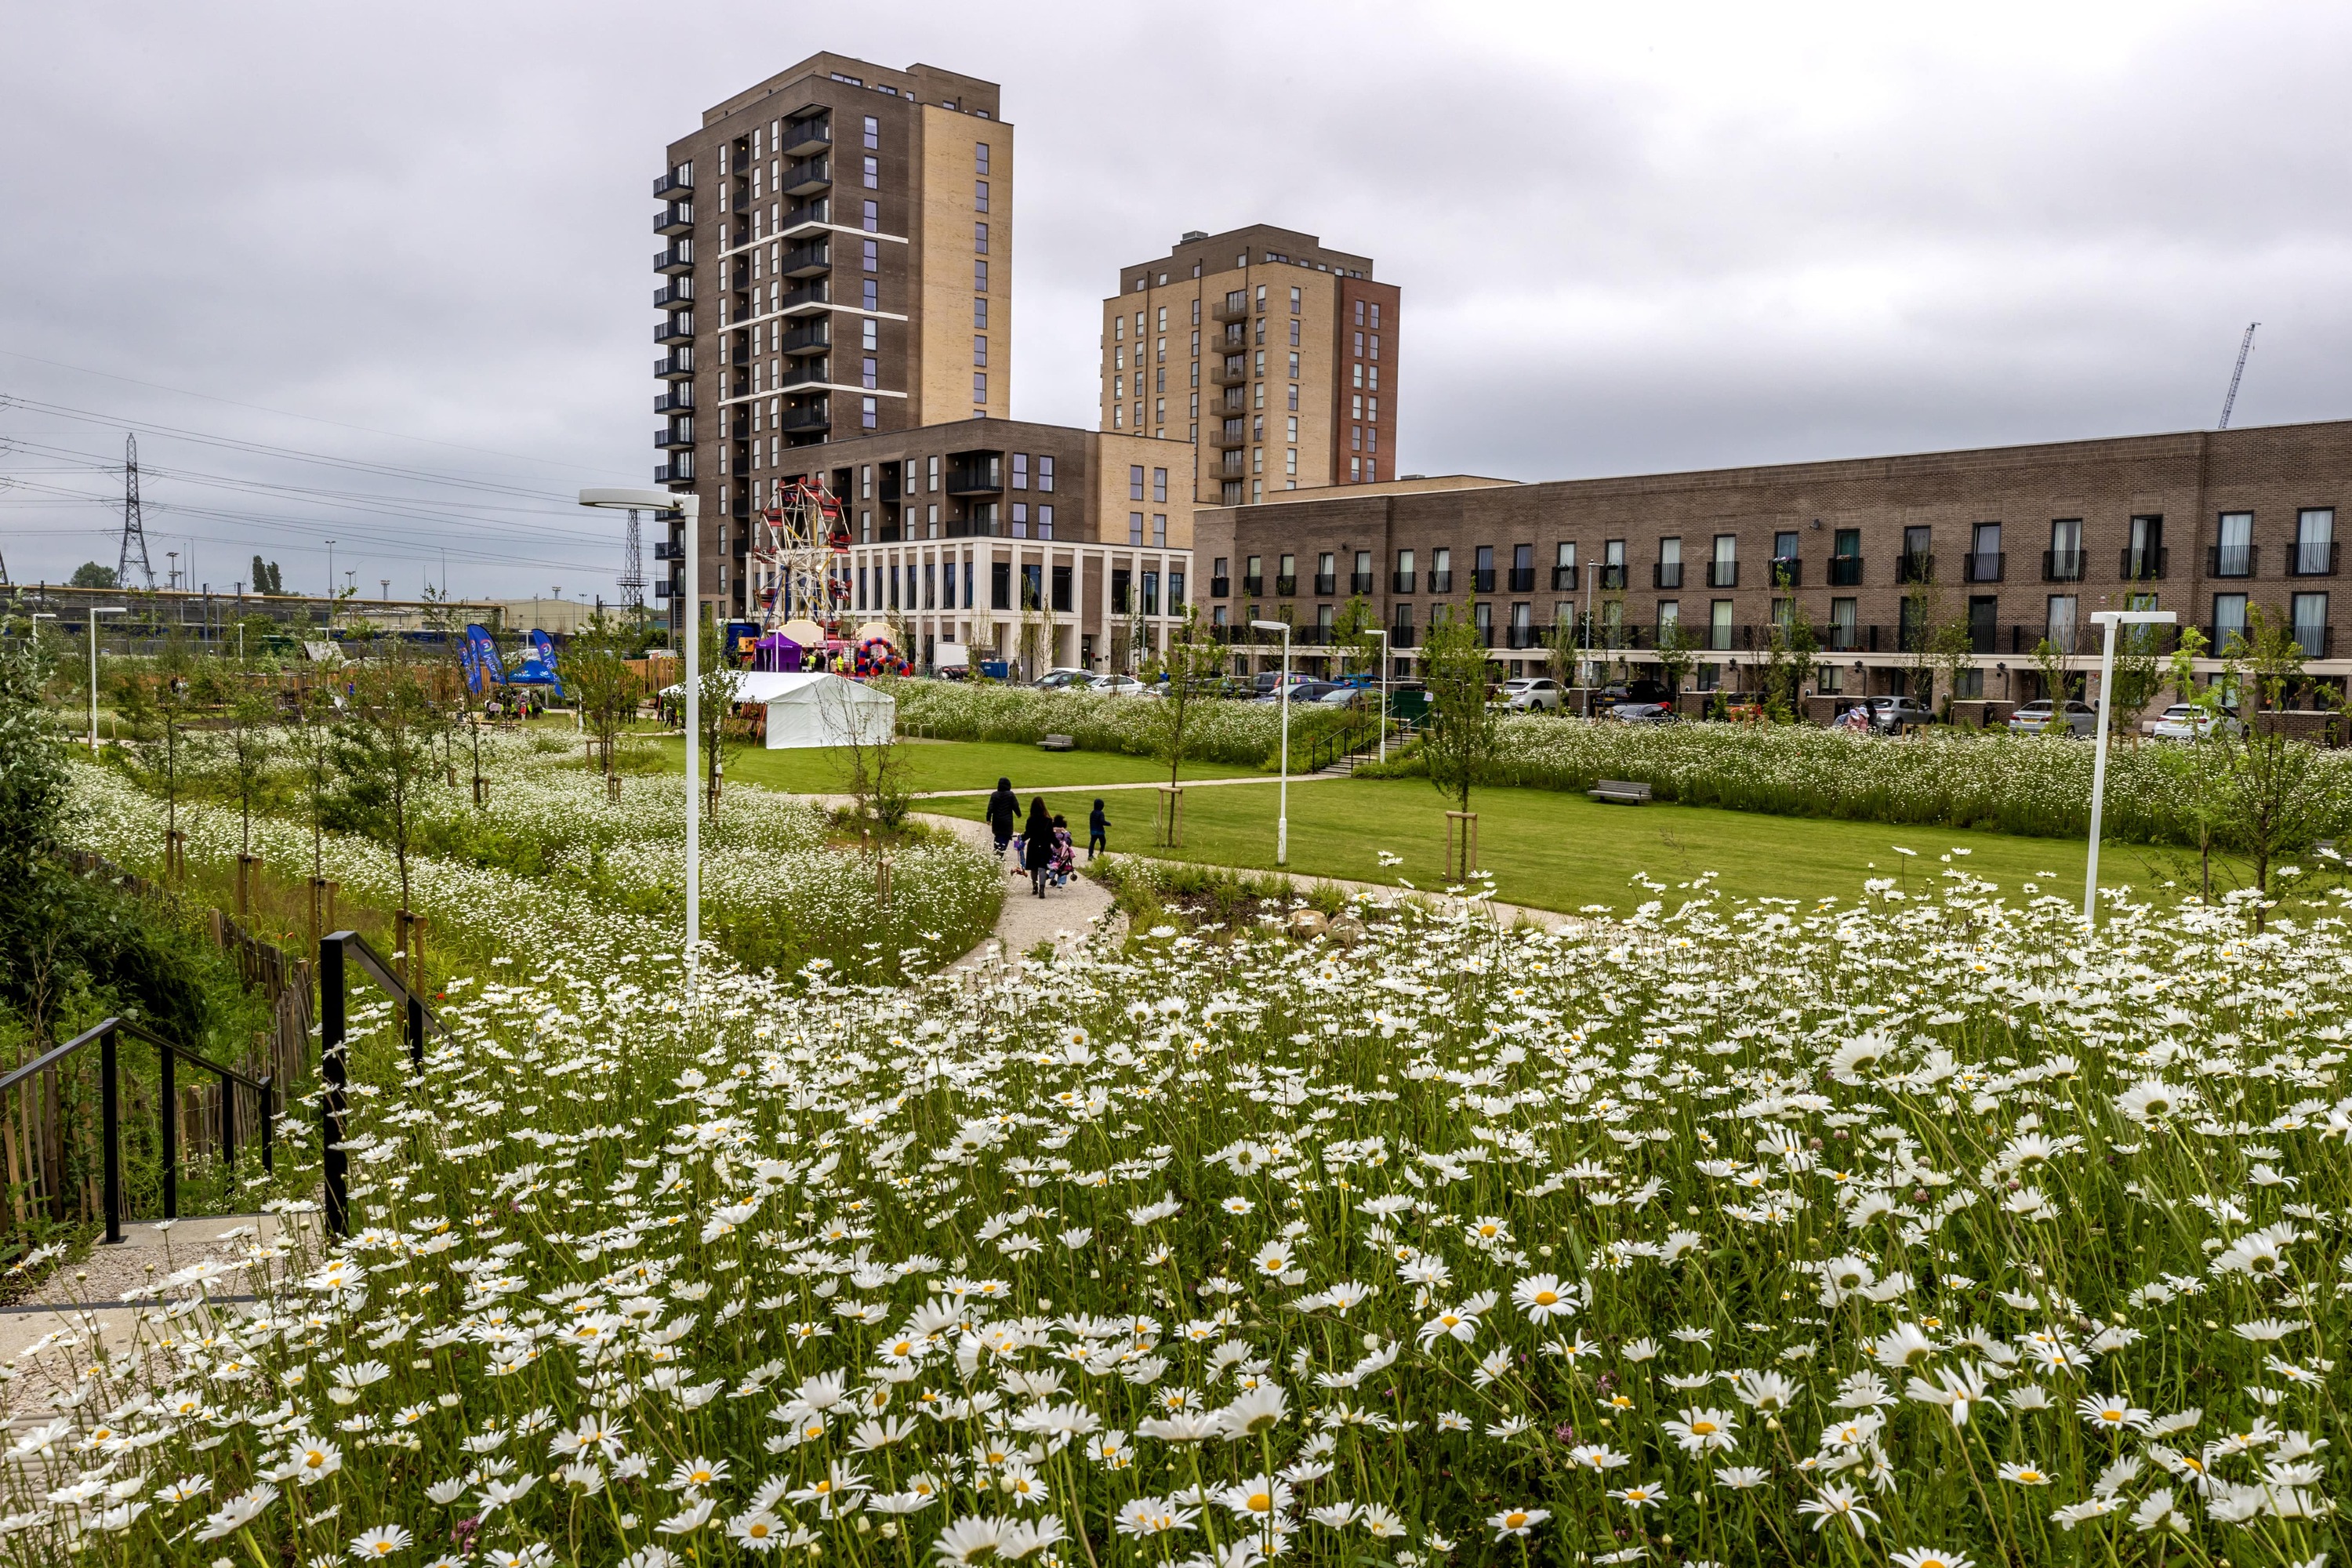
[1247,1493,1272,1513]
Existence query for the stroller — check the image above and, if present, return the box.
[1048,818,1077,888]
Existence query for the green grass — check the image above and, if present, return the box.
[634,735,1248,795]
[930,774,2256,916]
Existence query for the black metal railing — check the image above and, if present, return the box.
[1769,556,1802,587]
[1552,565,1577,591]
[1708,561,1738,588]
[1274,575,1298,597]
[2296,624,2334,659]
[1964,551,2005,583]
[1473,568,1498,593]
[1508,568,1536,592]
[2043,549,2085,582]
[1210,576,1230,598]
[1428,571,1453,593]
[1314,574,1337,597]
[1242,575,1263,597]
[779,118,830,157]
[1654,561,1682,589]
[0,1017,274,1247]
[1828,556,1864,586]
[2122,546,2167,581]
[2209,544,2256,578]
[318,931,451,1237]
[1352,572,1376,595]
[1897,552,1934,584]
[2292,541,2339,576]
[1392,571,1416,594]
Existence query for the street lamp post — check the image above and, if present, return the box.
[582,488,703,994]
[2083,608,2177,927]
[1251,619,1293,866]
[1366,627,1390,763]
[85,606,126,753]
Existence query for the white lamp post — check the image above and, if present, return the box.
[582,488,702,992]
[1366,626,1390,763]
[2083,608,2177,927]
[1251,619,1293,866]
[85,606,125,753]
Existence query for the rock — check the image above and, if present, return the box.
[1287,909,1329,941]
[1327,914,1365,949]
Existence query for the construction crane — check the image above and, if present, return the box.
[2217,322,2259,430]
[116,434,155,589]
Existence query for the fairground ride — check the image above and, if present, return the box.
[747,477,851,640]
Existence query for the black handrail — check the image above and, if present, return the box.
[318,930,452,1237]
[0,1015,273,1247]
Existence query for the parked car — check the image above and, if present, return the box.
[1088,673,1159,698]
[1253,670,1314,696]
[2150,703,2245,741]
[1593,678,1673,710]
[1856,696,1936,732]
[2007,699,2099,737]
[1604,700,1677,724]
[1033,668,1094,691]
[1254,680,1345,704]
[1498,677,1566,712]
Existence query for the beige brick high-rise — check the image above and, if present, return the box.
[1099,225,1399,507]
[652,53,1011,623]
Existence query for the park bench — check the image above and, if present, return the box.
[1038,734,1075,752]
[1587,779,1652,805]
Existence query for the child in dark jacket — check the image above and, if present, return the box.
[1087,799,1109,859]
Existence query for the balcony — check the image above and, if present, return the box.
[779,241,831,278]
[779,402,831,434]
[1708,560,1738,588]
[1210,421,1248,450]
[1896,551,1934,584]
[652,539,683,561]
[652,578,673,600]
[1552,565,1577,591]
[1218,452,1247,480]
[1313,573,1337,597]
[1221,481,1247,507]
[725,339,750,367]
[654,458,693,485]
[1428,570,1454,594]
[1215,327,1250,355]
[654,203,693,237]
[1241,575,1264,597]
[779,281,831,314]
[2122,546,2168,581]
[779,117,830,158]
[655,423,693,450]
[2042,549,2085,583]
[1390,622,1418,649]
[779,320,831,356]
[1211,295,1250,324]
[1653,561,1682,590]
[1769,556,1802,588]
[1472,568,1497,593]
[1828,555,1864,586]
[782,158,833,198]
[1392,571,1417,594]
[1508,568,1536,593]
[655,351,694,380]
[653,279,693,309]
[2209,544,2256,578]
[1822,621,1863,652]
[2295,623,2334,659]
[1210,359,1250,387]
[777,361,830,393]
[655,245,693,275]
[654,388,693,414]
[1505,623,1542,651]
[1963,551,2005,583]
[780,201,830,237]
[655,315,694,347]
[2292,540,2339,576]
[1210,576,1230,598]
[947,453,1005,495]
[1275,575,1298,597]
[1351,572,1375,594]
[652,169,692,200]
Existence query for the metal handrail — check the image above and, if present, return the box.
[318,930,452,1237]
[0,1015,274,1247]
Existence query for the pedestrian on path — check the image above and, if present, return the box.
[1087,798,1108,860]
[1022,797,1054,898]
[1050,814,1076,887]
[985,777,1020,862]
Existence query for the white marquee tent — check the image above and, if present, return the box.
[663,670,896,749]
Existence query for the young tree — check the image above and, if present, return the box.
[113,638,198,875]
[829,666,914,829]
[1141,604,1227,845]
[694,613,747,816]
[1759,609,1820,721]
[210,688,278,862]
[1929,614,1976,722]
[568,612,641,800]
[1419,604,1499,867]
[1901,572,1946,706]
[285,678,339,886]
[332,636,441,917]
[1653,617,1698,702]
[2030,637,2074,730]
[2106,619,2168,741]
[1330,595,1381,678]
[1544,610,1582,690]
[2213,606,2342,927]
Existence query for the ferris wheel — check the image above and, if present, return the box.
[748,477,851,639]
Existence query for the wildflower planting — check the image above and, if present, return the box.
[1363,715,2352,847]
[9,846,2349,1567]
[896,682,1348,772]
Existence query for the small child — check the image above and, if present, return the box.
[1049,815,1076,887]
[1088,798,1108,860]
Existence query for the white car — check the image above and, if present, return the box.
[2150,703,2244,741]
[1088,673,1159,699]
[1499,677,1565,712]
[2008,699,2098,737]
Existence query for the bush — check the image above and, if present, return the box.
[897,680,1352,771]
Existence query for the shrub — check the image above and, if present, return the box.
[897,680,1352,771]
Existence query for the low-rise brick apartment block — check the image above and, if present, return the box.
[1192,419,2352,706]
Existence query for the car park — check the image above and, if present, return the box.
[2149,703,2244,741]
[2007,699,2099,737]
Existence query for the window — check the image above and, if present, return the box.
[975,259,988,292]
[1290,286,1301,314]
[861,357,877,389]
[974,297,988,329]
[1152,514,1167,547]
[1010,502,1029,537]
[1353,331,1365,358]
[973,335,987,366]
[975,142,989,175]
[862,239,879,272]
[862,278,878,309]
[863,115,879,150]
[860,397,877,430]
[1709,599,1733,651]
[1430,547,1453,594]
[1011,452,1028,490]
[973,221,989,252]
[927,456,939,492]
[863,156,880,189]
[861,318,879,351]
[2048,517,2083,581]
[1036,504,1054,538]
[2213,591,2249,646]
[2292,592,2329,656]
[975,180,989,212]
[1152,467,1167,503]
[1288,319,1301,347]
[1129,465,1145,501]
[1553,541,1577,591]
[862,200,879,232]
[1371,303,1382,328]
[2216,511,2253,577]
[1370,335,1381,361]
[1129,512,1145,546]
[1354,299,1366,326]
[972,372,986,401]
[1657,598,1680,631]
[2296,507,2336,575]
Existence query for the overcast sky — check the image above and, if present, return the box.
[4,0,2347,601]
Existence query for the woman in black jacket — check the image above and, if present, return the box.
[1022,797,1054,897]
[984,778,1020,862]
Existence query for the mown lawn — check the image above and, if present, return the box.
[633,735,1248,795]
[929,772,2252,916]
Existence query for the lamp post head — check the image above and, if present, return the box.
[2092,609,2178,626]
[582,487,697,519]
[1249,619,1289,634]
[93,607,126,615]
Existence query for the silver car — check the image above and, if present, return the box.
[1499,677,1565,712]
[2007,699,2098,737]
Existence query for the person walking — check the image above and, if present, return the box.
[1022,797,1054,898]
[1087,798,1108,860]
[985,777,1020,864]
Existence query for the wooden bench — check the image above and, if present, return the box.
[1038,734,1075,752]
[1587,779,1652,805]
